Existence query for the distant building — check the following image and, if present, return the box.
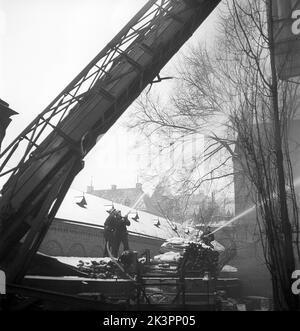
[87,182,159,215]
[149,181,212,223]
[87,183,142,207]
[88,181,232,225]
[87,182,160,219]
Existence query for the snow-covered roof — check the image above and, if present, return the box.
[55,189,183,240]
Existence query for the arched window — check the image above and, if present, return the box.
[68,243,86,257]
[42,240,64,256]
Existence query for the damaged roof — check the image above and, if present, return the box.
[55,189,184,240]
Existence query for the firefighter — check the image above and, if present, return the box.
[201,226,215,248]
[103,207,117,257]
[113,211,131,257]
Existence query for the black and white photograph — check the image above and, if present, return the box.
[0,0,300,320]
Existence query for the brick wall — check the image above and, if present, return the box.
[39,219,165,258]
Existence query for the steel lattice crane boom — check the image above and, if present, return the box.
[0,0,220,284]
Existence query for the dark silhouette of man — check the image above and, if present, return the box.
[103,208,117,257]
[113,211,130,257]
[201,226,215,248]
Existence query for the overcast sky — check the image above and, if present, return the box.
[0,0,220,194]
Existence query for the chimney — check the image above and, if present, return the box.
[87,177,94,193]
[111,184,117,190]
[87,185,93,193]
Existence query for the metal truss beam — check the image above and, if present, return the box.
[0,0,221,283]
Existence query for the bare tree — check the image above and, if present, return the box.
[129,0,300,310]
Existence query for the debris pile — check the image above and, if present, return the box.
[153,251,182,264]
[179,242,219,276]
[141,238,220,277]
[75,251,138,279]
[159,237,189,254]
[140,251,181,276]
[76,258,121,279]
